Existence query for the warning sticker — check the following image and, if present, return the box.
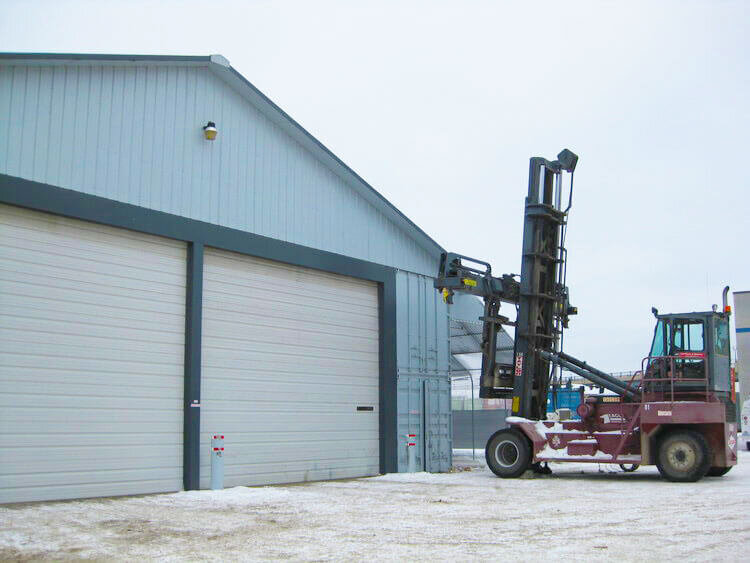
[514,355,524,377]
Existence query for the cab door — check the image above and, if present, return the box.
[709,315,731,393]
[670,318,707,382]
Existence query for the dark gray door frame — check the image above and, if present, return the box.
[0,173,399,488]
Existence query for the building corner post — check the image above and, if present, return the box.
[379,269,398,474]
[184,241,204,490]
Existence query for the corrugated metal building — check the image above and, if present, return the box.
[0,53,455,503]
[734,291,750,426]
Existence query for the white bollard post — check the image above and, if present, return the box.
[407,433,417,472]
[211,434,224,490]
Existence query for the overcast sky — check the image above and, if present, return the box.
[2,0,748,371]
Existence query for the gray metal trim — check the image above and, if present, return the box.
[379,273,398,474]
[0,52,211,63]
[0,173,399,484]
[183,242,203,490]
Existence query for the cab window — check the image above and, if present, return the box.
[714,318,729,356]
[672,320,704,353]
[650,320,666,357]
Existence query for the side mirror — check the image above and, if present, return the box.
[651,307,659,317]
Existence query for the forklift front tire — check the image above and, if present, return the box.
[485,428,531,478]
[705,466,732,477]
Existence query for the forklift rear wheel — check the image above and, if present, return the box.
[705,466,732,477]
[619,464,639,472]
[656,430,711,482]
[485,428,531,478]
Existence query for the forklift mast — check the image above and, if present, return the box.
[513,151,578,419]
[436,149,579,420]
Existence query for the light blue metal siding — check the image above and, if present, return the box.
[396,270,450,377]
[0,63,436,275]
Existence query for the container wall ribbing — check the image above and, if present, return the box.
[395,270,451,472]
[395,270,450,377]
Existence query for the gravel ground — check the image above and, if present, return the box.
[1,449,748,561]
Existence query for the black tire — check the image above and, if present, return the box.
[656,430,711,482]
[705,466,732,477]
[619,464,640,472]
[485,428,532,478]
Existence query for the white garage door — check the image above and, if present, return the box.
[0,205,186,503]
[201,248,380,487]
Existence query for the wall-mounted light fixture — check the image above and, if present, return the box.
[203,121,218,141]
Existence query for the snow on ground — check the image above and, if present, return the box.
[2,450,749,561]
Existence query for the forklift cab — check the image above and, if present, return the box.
[646,310,732,396]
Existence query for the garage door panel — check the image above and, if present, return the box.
[0,299,185,328]
[0,204,185,503]
[0,419,182,435]
[201,248,380,488]
[0,354,182,378]
[202,330,377,357]
[1,405,181,424]
[201,401,379,418]
[200,419,379,444]
[225,451,380,471]
[2,445,183,474]
[0,207,185,259]
[0,392,183,411]
[1,319,184,348]
[0,340,182,366]
[223,456,381,473]
[0,342,184,366]
[202,343,378,366]
[202,328,377,355]
[0,431,179,448]
[0,234,186,279]
[204,379,378,399]
[203,310,377,339]
[205,256,376,305]
[1,379,182,398]
[204,293,378,328]
[225,440,380,460]
[205,278,379,311]
[204,318,378,344]
[0,278,185,318]
[221,467,377,489]
[1,467,183,492]
[0,258,185,297]
[205,430,377,443]
[198,361,378,381]
[2,481,176,504]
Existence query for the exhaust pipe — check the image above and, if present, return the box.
[723,286,730,314]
